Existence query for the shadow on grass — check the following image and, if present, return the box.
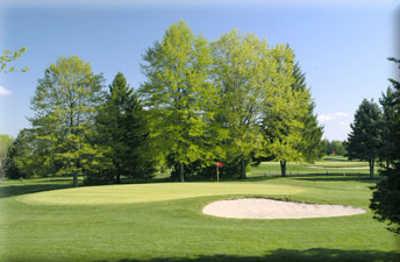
[289,173,380,183]
[0,183,73,198]
[92,248,400,262]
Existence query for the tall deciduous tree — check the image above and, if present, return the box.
[211,31,272,179]
[346,99,382,177]
[94,72,155,184]
[262,47,309,177]
[139,21,216,182]
[30,56,108,186]
[370,57,400,234]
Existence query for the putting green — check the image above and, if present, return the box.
[17,182,303,205]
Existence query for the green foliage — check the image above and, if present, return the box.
[139,21,216,181]
[371,57,400,234]
[379,86,397,165]
[292,63,323,162]
[0,134,13,162]
[320,139,347,156]
[211,30,271,178]
[346,99,382,177]
[262,53,322,176]
[2,130,31,179]
[28,56,108,185]
[92,73,156,184]
[0,47,28,73]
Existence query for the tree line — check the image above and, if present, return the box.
[2,21,323,185]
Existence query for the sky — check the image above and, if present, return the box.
[0,0,397,140]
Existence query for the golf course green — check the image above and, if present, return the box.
[1,160,399,262]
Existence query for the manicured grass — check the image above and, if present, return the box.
[249,158,371,177]
[0,160,399,262]
[17,183,302,205]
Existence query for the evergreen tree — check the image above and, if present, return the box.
[94,72,155,184]
[291,63,323,162]
[379,87,397,167]
[370,57,400,234]
[346,99,382,177]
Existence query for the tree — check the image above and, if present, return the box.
[291,62,323,163]
[139,21,216,182]
[262,48,311,177]
[0,135,13,162]
[30,56,107,186]
[211,30,271,179]
[2,129,33,179]
[346,99,382,177]
[370,57,400,234]
[379,87,397,167]
[320,139,347,156]
[94,72,155,184]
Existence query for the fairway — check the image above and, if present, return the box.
[17,182,302,205]
[1,170,400,262]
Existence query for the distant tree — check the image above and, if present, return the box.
[2,130,31,179]
[370,57,400,234]
[320,139,347,156]
[0,135,13,162]
[94,72,155,184]
[346,99,382,177]
[139,21,216,182]
[30,56,108,186]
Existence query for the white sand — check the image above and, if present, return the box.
[202,198,366,219]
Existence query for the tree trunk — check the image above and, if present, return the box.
[280,160,287,177]
[72,173,78,187]
[369,159,374,178]
[179,163,185,182]
[240,159,247,179]
[116,173,121,184]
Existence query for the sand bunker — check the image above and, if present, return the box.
[202,198,366,219]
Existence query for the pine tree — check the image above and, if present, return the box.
[94,72,155,184]
[346,99,382,177]
[292,63,323,163]
[370,57,400,234]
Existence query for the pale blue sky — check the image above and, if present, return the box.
[0,0,397,140]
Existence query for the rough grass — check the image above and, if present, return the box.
[0,159,399,262]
